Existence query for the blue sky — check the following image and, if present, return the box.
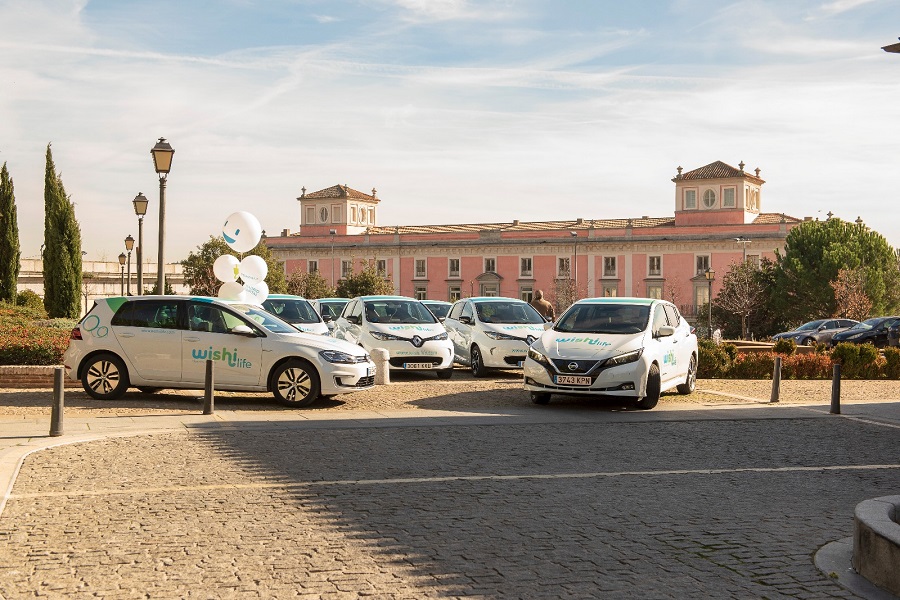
[2,0,899,262]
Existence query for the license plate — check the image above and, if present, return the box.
[555,375,591,386]
[404,362,433,369]
[366,366,375,377]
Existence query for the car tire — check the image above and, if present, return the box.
[272,359,320,408]
[802,337,815,346]
[82,353,130,400]
[471,345,488,378]
[635,363,661,410]
[676,354,696,395]
[530,391,551,405]
[436,368,453,379]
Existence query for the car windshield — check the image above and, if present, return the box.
[555,303,651,334]
[847,318,881,332]
[364,300,437,324]
[262,299,320,324]
[424,303,451,319]
[228,303,298,334]
[319,301,348,319]
[795,320,828,331]
[475,301,544,324]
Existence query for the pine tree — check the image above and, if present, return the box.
[42,144,82,318]
[0,162,20,303]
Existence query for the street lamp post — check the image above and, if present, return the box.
[705,267,716,338]
[151,138,174,295]
[132,192,149,295]
[330,229,337,289]
[569,231,578,301]
[124,235,135,295]
[734,236,751,263]
[118,253,126,296]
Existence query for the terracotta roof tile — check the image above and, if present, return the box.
[299,184,379,203]
[676,161,765,184]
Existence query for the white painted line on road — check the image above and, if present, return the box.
[795,407,900,430]
[9,463,900,500]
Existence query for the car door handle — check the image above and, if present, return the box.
[119,332,134,338]
[184,336,200,342]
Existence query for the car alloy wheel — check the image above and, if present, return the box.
[273,359,321,408]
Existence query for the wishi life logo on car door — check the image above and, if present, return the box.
[190,346,253,368]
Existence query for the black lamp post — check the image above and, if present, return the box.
[151,138,174,294]
[132,192,149,295]
[124,235,135,296]
[118,253,127,296]
[705,267,716,338]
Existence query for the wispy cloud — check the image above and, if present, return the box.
[815,0,879,17]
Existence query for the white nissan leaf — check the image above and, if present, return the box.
[331,295,454,378]
[523,297,697,409]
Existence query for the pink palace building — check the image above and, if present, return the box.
[266,160,808,321]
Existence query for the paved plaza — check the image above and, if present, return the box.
[0,384,898,598]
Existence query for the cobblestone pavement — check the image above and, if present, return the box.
[0,397,898,598]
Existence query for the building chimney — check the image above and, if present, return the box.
[576,218,584,224]
[512,219,519,226]
[282,228,291,236]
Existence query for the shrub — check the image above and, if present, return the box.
[772,337,797,355]
[883,347,900,380]
[728,352,776,379]
[698,339,731,378]
[16,290,47,316]
[0,302,71,365]
[830,343,880,379]
[780,353,834,380]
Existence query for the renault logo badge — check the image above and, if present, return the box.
[411,335,424,348]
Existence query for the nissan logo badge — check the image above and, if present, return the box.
[568,362,579,372]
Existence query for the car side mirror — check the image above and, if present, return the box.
[347,315,360,325]
[231,324,256,336]
[322,314,333,323]
[656,325,676,338]
[459,316,472,325]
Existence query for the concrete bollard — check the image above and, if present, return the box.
[371,348,390,385]
[203,359,215,415]
[49,367,64,437]
[830,363,841,415]
[770,356,781,403]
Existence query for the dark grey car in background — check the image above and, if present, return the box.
[772,318,858,346]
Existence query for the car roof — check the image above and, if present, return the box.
[314,297,349,303]
[265,294,309,301]
[357,295,415,301]
[575,297,657,306]
[421,300,451,305]
[465,296,527,303]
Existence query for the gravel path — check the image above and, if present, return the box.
[2,369,899,417]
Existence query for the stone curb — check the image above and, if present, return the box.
[853,495,900,596]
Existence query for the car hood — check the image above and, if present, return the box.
[537,330,645,359]
[484,323,546,339]
[369,323,446,337]
[272,331,368,356]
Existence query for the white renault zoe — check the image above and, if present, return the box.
[63,296,375,408]
[523,297,697,409]
[443,297,548,377]
[332,295,455,378]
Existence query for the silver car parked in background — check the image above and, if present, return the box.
[772,318,858,346]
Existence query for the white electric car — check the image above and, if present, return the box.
[310,297,350,333]
[63,296,375,408]
[443,297,548,376]
[262,294,330,335]
[523,297,697,409]
[331,295,455,378]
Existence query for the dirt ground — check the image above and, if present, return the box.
[2,369,898,417]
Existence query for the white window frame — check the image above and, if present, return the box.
[520,257,533,277]
[449,258,460,278]
[306,207,315,224]
[308,260,318,273]
[350,205,357,223]
[449,285,461,302]
[484,257,496,273]
[723,187,736,208]
[331,204,341,224]
[414,285,427,301]
[648,255,662,277]
[696,255,710,276]
[602,284,618,297]
[480,283,498,297]
[684,189,697,210]
[341,259,352,278]
[702,189,717,209]
[376,259,386,275]
[646,284,663,300]
[368,208,375,224]
[695,284,710,307]
[603,256,617,278]
[747,254,761,269]
[520,285,534,303]
[414,259,427,279]
[558,257,571,277]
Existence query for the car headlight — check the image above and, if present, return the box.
[319,350,358,364]
[605,348,643,366]
[370,331,403,341]
[431,332,448,341]
[484,331,521,341]
[527,347,550,365]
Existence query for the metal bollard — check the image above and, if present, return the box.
[770,356,781,403]
[830,363,841,414]
[371,348,390,385]
[203,359,215,415]
[49,367,64,437]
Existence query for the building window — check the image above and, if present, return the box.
[702,189,716,209]
[520,285,533,303]
[520,257,533,277]
[319,206,329,223]
[747,254,760,269]
[350,206,357,223]
[684,190,697,210]
[558,257,571,277]
[368,208,375,224]
[449,285,461,302]
[414,285,427,300]
[723,187,735,208]
[341,260,352,278]
[376,260,386,275]
[696,255,710,276]
[647,284,662,299]
[480,284,498,297]
[306,207,315,224]
[603,256,617,278]
[648,256,661,277]
[415,259,426,279]
[695,284,710,307]
[484,258,496,273]
[449,258,460,278]
[308,260,318,273]
[602,284,618,297]
[331,205,341,223]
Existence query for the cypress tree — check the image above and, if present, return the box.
[0,162,20,303]
[42,144,83,318]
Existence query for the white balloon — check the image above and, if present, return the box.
[239,255,268,285]
[217,281,244,301]
[213,254,240,283]
[242,281,269,305]
[222,211,263,253]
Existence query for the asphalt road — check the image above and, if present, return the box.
[0,401,897,598]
